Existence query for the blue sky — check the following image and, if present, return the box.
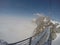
[0,0,60,20]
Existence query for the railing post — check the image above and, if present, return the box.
[29,37,32,45]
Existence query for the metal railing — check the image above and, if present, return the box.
[8,27,51,45]
[8,37,32,45]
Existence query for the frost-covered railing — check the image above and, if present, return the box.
[31,27,51,45]
[8,27,50,45]
[0,27,51,45]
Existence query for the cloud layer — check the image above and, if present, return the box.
[52,34,60,45]
[0,16,36,43]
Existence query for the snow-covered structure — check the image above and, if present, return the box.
[32,15,60,45]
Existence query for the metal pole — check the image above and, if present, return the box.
[29,37,32,45]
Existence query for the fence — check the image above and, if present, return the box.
[8,27,51,45]
[8,37,32,45]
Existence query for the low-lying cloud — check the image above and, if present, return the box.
[0,16,36,43]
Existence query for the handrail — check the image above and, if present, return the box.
[8,27,50,45]
[36,27,50,45]
[8,37,32,45]
[31,27,50,45]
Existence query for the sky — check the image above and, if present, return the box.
[0,0,60,20]
[0,0,60,45]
